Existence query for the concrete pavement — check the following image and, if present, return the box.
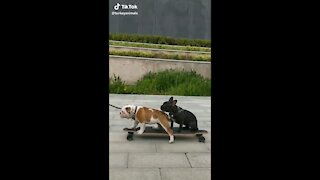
[109,94,211,180]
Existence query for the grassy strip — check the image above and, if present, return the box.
[109,33,211,47]
[109,41,211,52]
[109,50,211,62]
[109,70,211,96]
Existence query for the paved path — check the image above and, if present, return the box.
[109,94,211,180]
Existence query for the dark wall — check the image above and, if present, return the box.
[109,0,211,40]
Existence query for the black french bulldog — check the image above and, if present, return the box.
[160,97,198,132]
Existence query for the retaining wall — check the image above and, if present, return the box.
[109,55,211,84]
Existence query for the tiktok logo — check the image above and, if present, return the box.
[112,2,138,15]
[114,3,121,10]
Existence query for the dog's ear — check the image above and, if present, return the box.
[169,97,173,101]
[172,100,177,105]
[125,107,131,114]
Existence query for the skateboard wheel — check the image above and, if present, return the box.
[198,136,205,143]
[127,133,133,141]
[127,134,133,141]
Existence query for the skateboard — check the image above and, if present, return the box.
[123,126,208,143]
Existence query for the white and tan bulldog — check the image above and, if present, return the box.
[119,104,174,143]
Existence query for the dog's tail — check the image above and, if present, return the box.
[160,111,170,119]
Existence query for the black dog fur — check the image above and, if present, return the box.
[160,97,198,132]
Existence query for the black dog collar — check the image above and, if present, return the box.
[132,106,137,120]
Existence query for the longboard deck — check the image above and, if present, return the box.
[123,126,208,135]
[123,126,207,142]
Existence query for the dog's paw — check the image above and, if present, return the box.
[137,130,144,135]
[169,136,174,144]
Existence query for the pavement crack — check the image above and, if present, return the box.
[159,168,162,180]
[127,152,129,168]
[185,153,193,168]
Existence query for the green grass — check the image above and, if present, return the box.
[109,33,211,47]
[109,50,211,62]
[109,75,129,93]
[109,70,211,96]
[109,41,211,52]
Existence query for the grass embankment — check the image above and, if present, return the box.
[109,33,211,47]
[109,41,211,52]
[109,70,211,96]
[109,50,211,62]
